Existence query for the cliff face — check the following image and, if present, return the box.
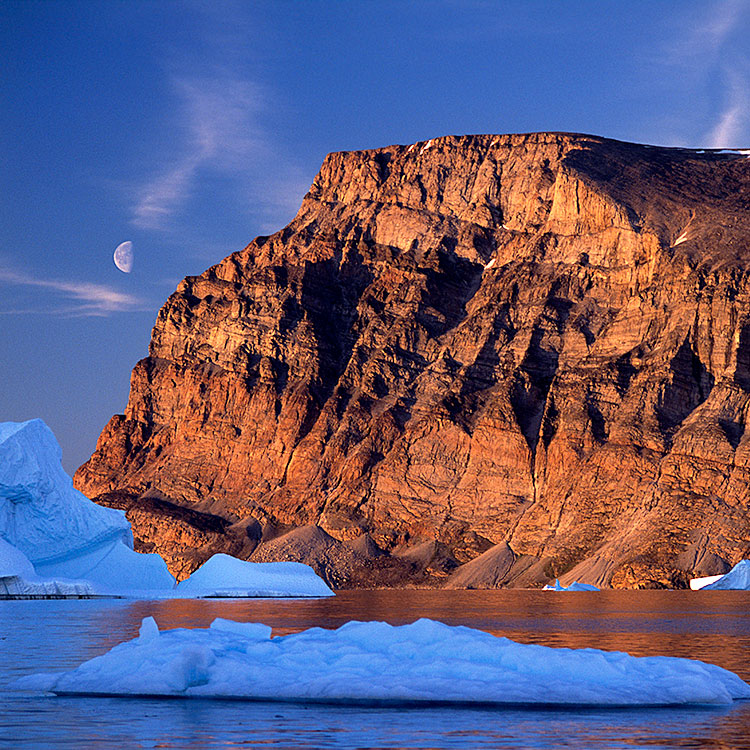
[74,133,750,587]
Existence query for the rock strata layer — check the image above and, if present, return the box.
[74,133,750,588]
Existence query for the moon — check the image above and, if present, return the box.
[113,241,134,273]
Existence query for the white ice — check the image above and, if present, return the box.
[23,616,750,706]
[0,536,95,596]
[703,560,750,590]
[543,579,600,591]
[689,574,725,590]
[0,419,173,595]
[175,553,334,598]
[34,537,175,595]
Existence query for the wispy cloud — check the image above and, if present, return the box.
[692,0,744,57]
[131,69,308,233]
[663,0,745,67]
[133,73,261,228]
[0,268,145,316]
[663,0,750,147]
[706,62,750,147]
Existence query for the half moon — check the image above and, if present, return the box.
[114,241,134,273]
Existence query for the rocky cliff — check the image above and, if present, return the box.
[74,132,750,588]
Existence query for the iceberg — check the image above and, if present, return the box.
[543,579,600,591]
[24,617,750,706]
[0,419,174,595]
[175,553,334,598]
[703,560,750,590]
[33,536,175,594]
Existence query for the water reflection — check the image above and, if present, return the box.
[5,695,750,749]
[2,589,750,749]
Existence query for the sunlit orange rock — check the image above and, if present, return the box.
[74,133,750,588]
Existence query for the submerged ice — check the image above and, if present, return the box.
[543,579,600,591]
[25,616,749,706]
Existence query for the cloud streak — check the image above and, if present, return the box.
[659,0,750,147]
[132,69,308,233]
[133,74,262,228]
[697,1,748,147]
[707,62,750,147]
[0,268,145,316]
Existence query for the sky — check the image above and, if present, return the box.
[2,0,750,474]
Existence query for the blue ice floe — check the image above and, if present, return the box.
[20,617,750,706]
[175,553,333,598]
[543,579,600,591]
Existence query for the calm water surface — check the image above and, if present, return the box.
[1,589,750,749]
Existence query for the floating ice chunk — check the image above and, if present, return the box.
[175,553,333,598]
[139,616,160,641]
[210,618,273,640]
[716,149,750,156]
[689,574,725,590]
[703,560,750,590]
[544,579,600,591]
[35,617,749,705]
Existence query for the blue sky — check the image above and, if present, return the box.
[2,0,749,473]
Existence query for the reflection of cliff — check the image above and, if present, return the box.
[75,133,750,588]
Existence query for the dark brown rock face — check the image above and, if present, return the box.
[74,133,750,588]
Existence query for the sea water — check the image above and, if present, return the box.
[2,589,750,749]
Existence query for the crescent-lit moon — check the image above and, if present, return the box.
[113,241,134,273]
